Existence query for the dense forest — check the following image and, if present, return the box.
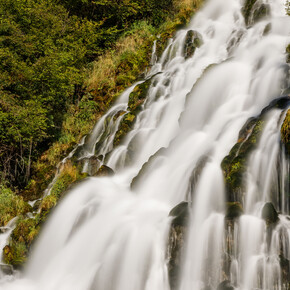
[0,0,199,193]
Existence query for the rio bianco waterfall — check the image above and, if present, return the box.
[0,0,289,289]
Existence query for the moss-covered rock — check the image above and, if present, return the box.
[221,118,264,202]
[286,44,290,64]
[3,216,40,268]
[3,161,88,268]
[169,201,190,227]
[113,112,137,147]
[242,0,270,26]
[225,202,244,220]
[279,254,290,284]
[281,109,290,154]
[95,165,114,177]
[128,77,153,112]
[167,202,190,290]
[217,280,234,290]
[261,202,279,225]
[183,30,203,59]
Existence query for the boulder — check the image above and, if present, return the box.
[95,165,114,177]
[217,280,234,290]
[261,202,279,225]
[0,264,13,275]
[169,201,190,227]
[225,202,244,220]
[184,30,203,59]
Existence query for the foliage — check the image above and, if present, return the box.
[0,0,104,188]
[4,161,87,267]
[221,119,265,202]
[281,109,290,154]
[0,185,31,226]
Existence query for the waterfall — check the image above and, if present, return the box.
[0,0,289,289]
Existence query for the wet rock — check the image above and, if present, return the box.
[87,156,102,176]
[242,0,270,26]
[225,202,244,219]
[279,254,290,283]
[167,202,190,290]
[263,23,271,35]
[0,264,13,275]
[251,2,270,25]
[169,201,190,227]
[221,118,264,203]
[76,156,102,176]
[261,202,279,225]
[95,165,114,177]
[281,109,290,154]
[261,96,290,115]
[217,280,234,290]
[184,30,203,59]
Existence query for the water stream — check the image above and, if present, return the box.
[0,0,289,289]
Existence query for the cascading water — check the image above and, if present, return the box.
[0,0,289,289]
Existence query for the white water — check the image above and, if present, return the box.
[0,0,289,289]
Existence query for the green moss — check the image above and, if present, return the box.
[225,202,244,219]
[3,242,27,267]
[242,0,257,25]
[128,78,152,111]
[0,186,31,226]
[221,119,265,202]
[3,216,40,267]
[281,109,290,154]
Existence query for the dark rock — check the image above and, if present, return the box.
[261,96,290,115]
[242,0,270,26]
[281,109,290,154]
[221,118,264,203]
[263,23,271,35]
[167,202,190,290]
[184,30,203,59]
[225,202,244,219]
[279,254,290,283]
[169,201,190,227]
[251,2,270,25]
[87,156,102,176]
[217,280,234,290]
[0,264,14,275]
[95,165,114,177]
[261,202,279,225]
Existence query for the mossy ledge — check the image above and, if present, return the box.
[221,96,290,203]
[3,161,87,268]
[281,109,290,154]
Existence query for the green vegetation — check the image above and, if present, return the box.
[4,161,87,267]
[281,109,290,154]
[0,0,204,198]
[221,118,265,202]
[0,185,31,226]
